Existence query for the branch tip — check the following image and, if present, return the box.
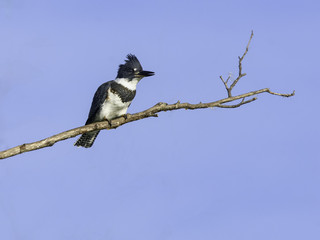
[267,89,295,97]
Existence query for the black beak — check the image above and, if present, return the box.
[137,70,155,77]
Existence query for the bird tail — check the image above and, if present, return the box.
[74,130,100,148]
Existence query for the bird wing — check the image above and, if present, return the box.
[85,81,112,125]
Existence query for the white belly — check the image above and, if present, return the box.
[98,90,131,120]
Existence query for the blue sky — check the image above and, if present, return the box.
[0,0,319,239]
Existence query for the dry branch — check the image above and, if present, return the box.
[0,31,295,160]
[220,30,253,97]
[0,89,294,159]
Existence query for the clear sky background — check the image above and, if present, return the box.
[0,0,319,239]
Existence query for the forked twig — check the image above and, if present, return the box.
[220,30,254,98]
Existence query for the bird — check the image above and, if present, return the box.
[74,54,154,148]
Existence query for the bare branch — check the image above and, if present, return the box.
[217,97,257,108]
[0,31,295,160]
[220,76,229,91]
[0,88,294,160]
[267,89,296,97]
[221,30,254,97]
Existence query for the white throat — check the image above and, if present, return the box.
[115,78,140,91]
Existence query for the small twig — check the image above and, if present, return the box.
[220,76,229,91]
[217,97,257,108]
[226,75,231,84]
[220,30,254,97]
[267,89,295,97]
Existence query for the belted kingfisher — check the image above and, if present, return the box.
[74,54,154,148]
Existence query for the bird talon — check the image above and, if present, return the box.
[123,113,131,120]
[105,119,112,127]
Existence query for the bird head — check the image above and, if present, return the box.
[116,54,154,80]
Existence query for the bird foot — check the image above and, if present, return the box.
[105,118,112,127]
[122,113,131,120]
